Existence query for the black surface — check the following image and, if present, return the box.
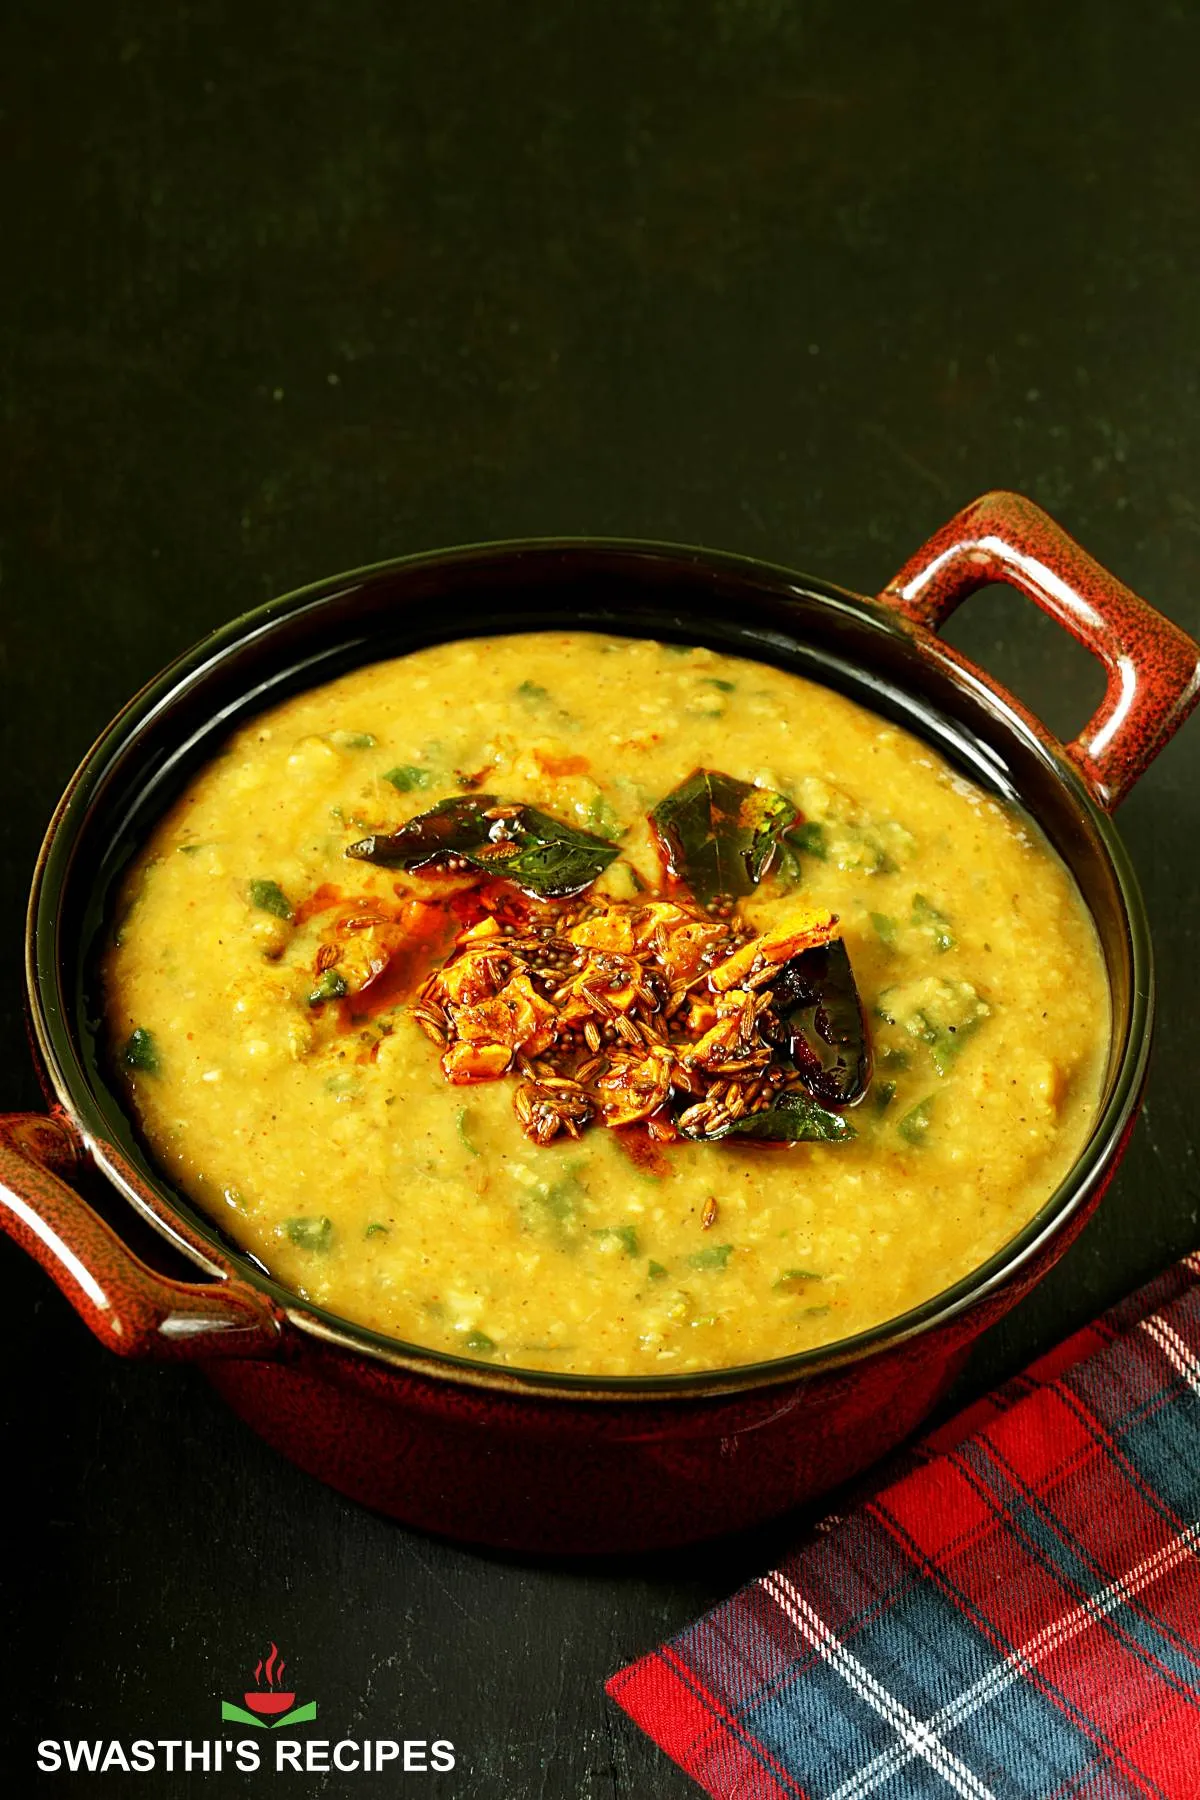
[2,3,1200,1794]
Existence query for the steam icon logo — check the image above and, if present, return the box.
[221,1644,317,1730]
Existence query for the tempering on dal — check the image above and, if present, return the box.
[103,633,1109,1376]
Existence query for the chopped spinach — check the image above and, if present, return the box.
[464,1330,497,1355]
[456,1106,480,1157]
[870,912,899,948]
[324,729,377,750]
[248,878,293,921]
[523,1162,589,1244]
[383,764,432,793]
[586,792,625,838]
[284,1216,333,1250]
[516,680,550,704]
[703,677,736,693]
[898,1096,935,1145]
[774,1268,823,1290]
[324,1070,361,1099]
[647,1260,668,1280]
[365,1222,390,1238]
[912,894,955,953]
[875,1079,897,1112]
[123,1027,161,1074]
[688,1243,734,1271]
[876,976,989,1075]
[308,969,348,1005]
[786,820,828,860]
[592,1225,640,1255]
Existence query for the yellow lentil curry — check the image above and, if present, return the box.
[104,633,1109,1376]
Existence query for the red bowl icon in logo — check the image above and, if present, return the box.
[244,1691,297,1715]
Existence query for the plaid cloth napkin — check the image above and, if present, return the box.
[608,1256,1200,1799]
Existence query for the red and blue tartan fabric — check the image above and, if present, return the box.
[607,1257,1200,1799]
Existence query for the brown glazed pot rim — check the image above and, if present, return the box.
[24,533,1153,1402]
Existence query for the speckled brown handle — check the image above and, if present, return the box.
[880,490,1200,810]
[0,1112,287,1359]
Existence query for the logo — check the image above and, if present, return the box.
[220,1642,316,1730]
[35,1640,455,1776]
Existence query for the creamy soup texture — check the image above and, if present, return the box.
[104,633,1109,1376]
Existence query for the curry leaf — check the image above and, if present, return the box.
[346,796,619,898]
[766,939,872,1107]
[679,1089,856,1144]
[648,769,797,905]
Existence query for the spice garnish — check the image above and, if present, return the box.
[414,894,862,1146]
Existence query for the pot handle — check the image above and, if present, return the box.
[0,1112,287,1360]
[879,489,1200,810]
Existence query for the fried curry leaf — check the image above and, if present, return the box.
[766,938,872,1108]
[346,796,620,898]
[649,769,798,905]
[679,1089,856,1144]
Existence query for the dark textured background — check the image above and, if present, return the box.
[3,2,1199,1793]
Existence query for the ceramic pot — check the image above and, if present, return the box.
[3,491,1197,1553]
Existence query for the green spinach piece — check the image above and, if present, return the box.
[284,1216,333,1251]
[383,764,432,793]
[876,977,988,1075]
[592,1225,640,1255]
[912,894,955,953]
[688,1243,734,1271]
[786,820,828,860]
[324,730,376,750]
[774,1268,823,1291]
[898,1097,935,1145]
[456,1106,480,1157]
[249,878,293,921]
[870,912,899,948]
[308,969,348,1005]
[123,1027,161,1074]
